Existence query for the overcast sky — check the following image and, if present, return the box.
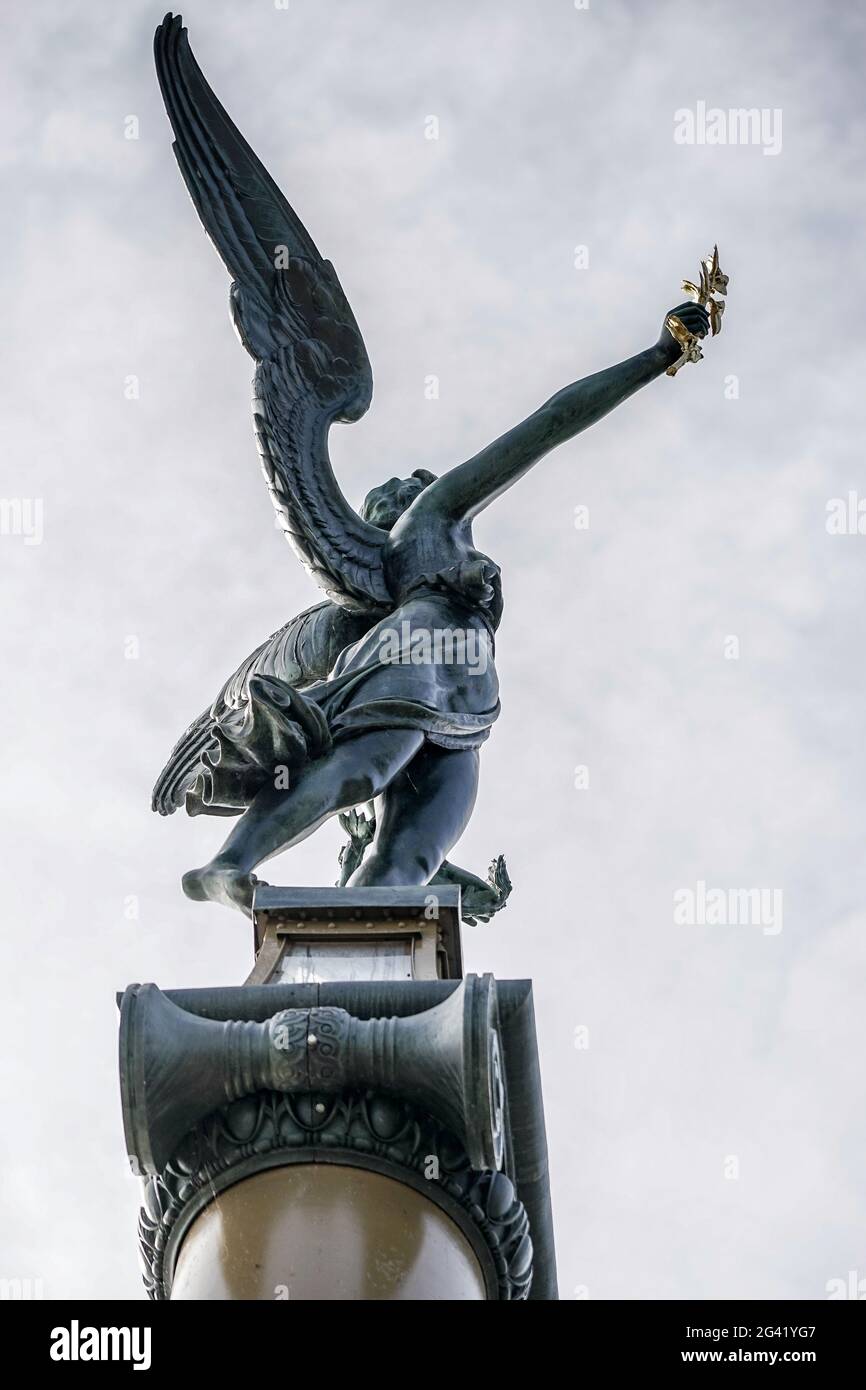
[1,0,865,1300]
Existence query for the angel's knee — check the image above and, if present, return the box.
[334,731,423,810]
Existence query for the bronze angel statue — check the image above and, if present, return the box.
[151,14,718,918]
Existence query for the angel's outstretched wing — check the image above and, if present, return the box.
[152,600,373,816]
[154,13,391,612]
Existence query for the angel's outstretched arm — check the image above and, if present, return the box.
[423,301,709,524]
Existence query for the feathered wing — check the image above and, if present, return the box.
[152,601,374,816]
[154,12,391,612]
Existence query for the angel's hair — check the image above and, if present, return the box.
[410,469,438,488]
[360,469,438,524]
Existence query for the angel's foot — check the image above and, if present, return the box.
[182,860,262,916]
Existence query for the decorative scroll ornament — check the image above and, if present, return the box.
[666,244,729,377]
[119,976,505,1175]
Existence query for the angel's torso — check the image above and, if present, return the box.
[382,511,503,631]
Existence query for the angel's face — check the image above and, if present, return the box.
[362,476,427,531]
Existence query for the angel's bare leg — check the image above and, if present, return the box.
[349,744,479,887]
[183,728,425,913]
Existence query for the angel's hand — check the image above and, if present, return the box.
[657,301,710,365]
[460,855,513,925]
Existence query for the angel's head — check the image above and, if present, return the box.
[361,469,437,530]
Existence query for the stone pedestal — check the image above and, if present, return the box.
[118,888,557,1300]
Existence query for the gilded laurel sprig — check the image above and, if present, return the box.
[666,244,729,377]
